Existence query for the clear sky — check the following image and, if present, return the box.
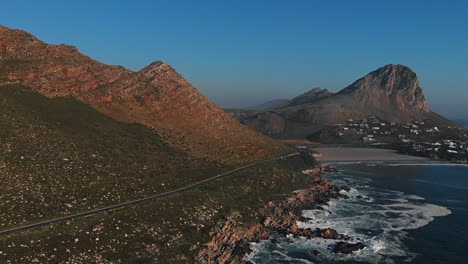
[1,0,467,117]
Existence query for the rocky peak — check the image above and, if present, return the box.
[309,87,326,93]
[0,25,128,96]
[0,25,41,44]
[338,64,430,112]
[139,61,176,79]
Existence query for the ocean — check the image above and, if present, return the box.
[453,119,468,126]
[246,163,468,263]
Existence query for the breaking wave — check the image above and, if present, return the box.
[246,169,451,264]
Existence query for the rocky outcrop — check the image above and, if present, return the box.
[195,165,351,263]
[332,241,365,254]
[338,64,429,112]
[0,25,289,163]
[316,228,341,239]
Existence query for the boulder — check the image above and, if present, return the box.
[332,241,365,254]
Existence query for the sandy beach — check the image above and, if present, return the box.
[313,147,427,162]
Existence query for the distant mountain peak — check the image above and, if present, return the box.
[339,64,430,112]
[141,60,166,70]
[139,61,174,77]
[287,87,334,106]
[309,87,326,93]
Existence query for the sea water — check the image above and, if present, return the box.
[246,163,468,263]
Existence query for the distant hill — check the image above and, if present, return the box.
[286,88,334,107]
[249,99,290,110]
[243,88,334,110]
[226,64,459,139]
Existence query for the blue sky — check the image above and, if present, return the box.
[1,0,467,117]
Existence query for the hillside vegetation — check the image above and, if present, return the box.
[0,84,226,229]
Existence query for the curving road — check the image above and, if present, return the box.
[0,152,300,237]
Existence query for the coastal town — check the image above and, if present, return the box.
[327,116,468,162]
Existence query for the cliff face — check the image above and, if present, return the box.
[0,25,289,163]
[227,64,451,139]
[195,167,349,264]
[338,64,430,112]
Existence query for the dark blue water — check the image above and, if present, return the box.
[247,163,468,263]
[453,119,468,126]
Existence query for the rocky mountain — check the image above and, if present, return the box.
[0,25,289,164]
[337,64,429,112]
[227,64,457,139]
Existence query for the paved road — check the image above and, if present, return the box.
[0,152,300,237]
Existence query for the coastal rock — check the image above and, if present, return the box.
[316,228,351,240]
[195,218,265,264]
[332,241,365,254]
[316,228,340,239]
[319,165,339,173]
[195,167,350,263]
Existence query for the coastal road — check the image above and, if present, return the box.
[0,152,300,237]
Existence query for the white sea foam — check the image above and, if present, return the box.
[247,167,452,264]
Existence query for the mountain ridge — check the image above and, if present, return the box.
[0,25,289,163]
[226,64,457,139]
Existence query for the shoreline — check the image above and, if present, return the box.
[194,147,465,263]
[195,165,356,263]
[312,147,428,162]
[311,146,468,164]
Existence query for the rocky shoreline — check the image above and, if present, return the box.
[195,165,361,263]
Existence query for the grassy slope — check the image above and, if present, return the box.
[0,84,228,229]
[0,155,316,263]
[0,84,316,263]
